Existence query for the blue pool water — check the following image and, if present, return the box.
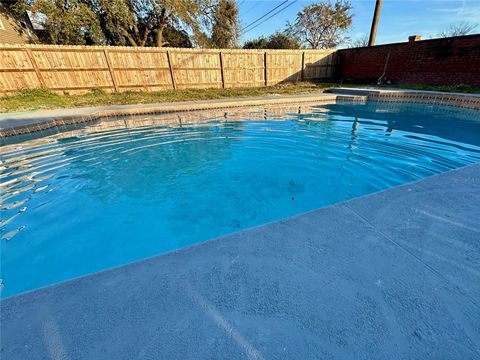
[1,101,480,297]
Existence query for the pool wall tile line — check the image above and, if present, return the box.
[328,87,480,109]
[2,87,479,138]
[1,162,480,359]
[0,93,347,137]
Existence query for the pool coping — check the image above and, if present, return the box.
[2,162,479,359]
[1,88,479,138]
[326,87,480,109]
[0,93,363,137]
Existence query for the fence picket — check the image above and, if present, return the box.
[0,44,336,95]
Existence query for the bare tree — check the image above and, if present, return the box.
[286,0,353,49]
[347,35,369,48]
[437,21,478,38]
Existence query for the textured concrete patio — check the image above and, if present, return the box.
[2,162,479,359]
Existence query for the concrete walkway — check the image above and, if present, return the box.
[2,163,479,359]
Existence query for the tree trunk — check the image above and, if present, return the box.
[121,28,138,46]
[156,24,166,47]
[139,29,150,47]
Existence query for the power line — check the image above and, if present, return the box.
[241,0,289,32]
[242,0,297,35]
[242,1,261,17]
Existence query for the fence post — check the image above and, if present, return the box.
[103,49,119,92]
[264,51,268,87]
[300,51,305,81]
[330,51,338,81]
[166,50,177,90]
[219,50,225,89]
[25,48,45,88]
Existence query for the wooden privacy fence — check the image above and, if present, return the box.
[0,44,336,94]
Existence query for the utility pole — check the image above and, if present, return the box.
[368,0,382,46]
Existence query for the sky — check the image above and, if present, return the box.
[238,0,480,46]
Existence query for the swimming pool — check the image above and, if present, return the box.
[1,101,480,297]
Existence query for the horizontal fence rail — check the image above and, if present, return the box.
[0,44,336,95]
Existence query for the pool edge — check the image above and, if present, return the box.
[2,162,479,359]
[2,160,479,302]
[2,88,479,138]
[0,93,362,137]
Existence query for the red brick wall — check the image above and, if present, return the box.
[336,34,480,86]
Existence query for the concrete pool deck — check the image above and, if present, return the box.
[2,162,479,359]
